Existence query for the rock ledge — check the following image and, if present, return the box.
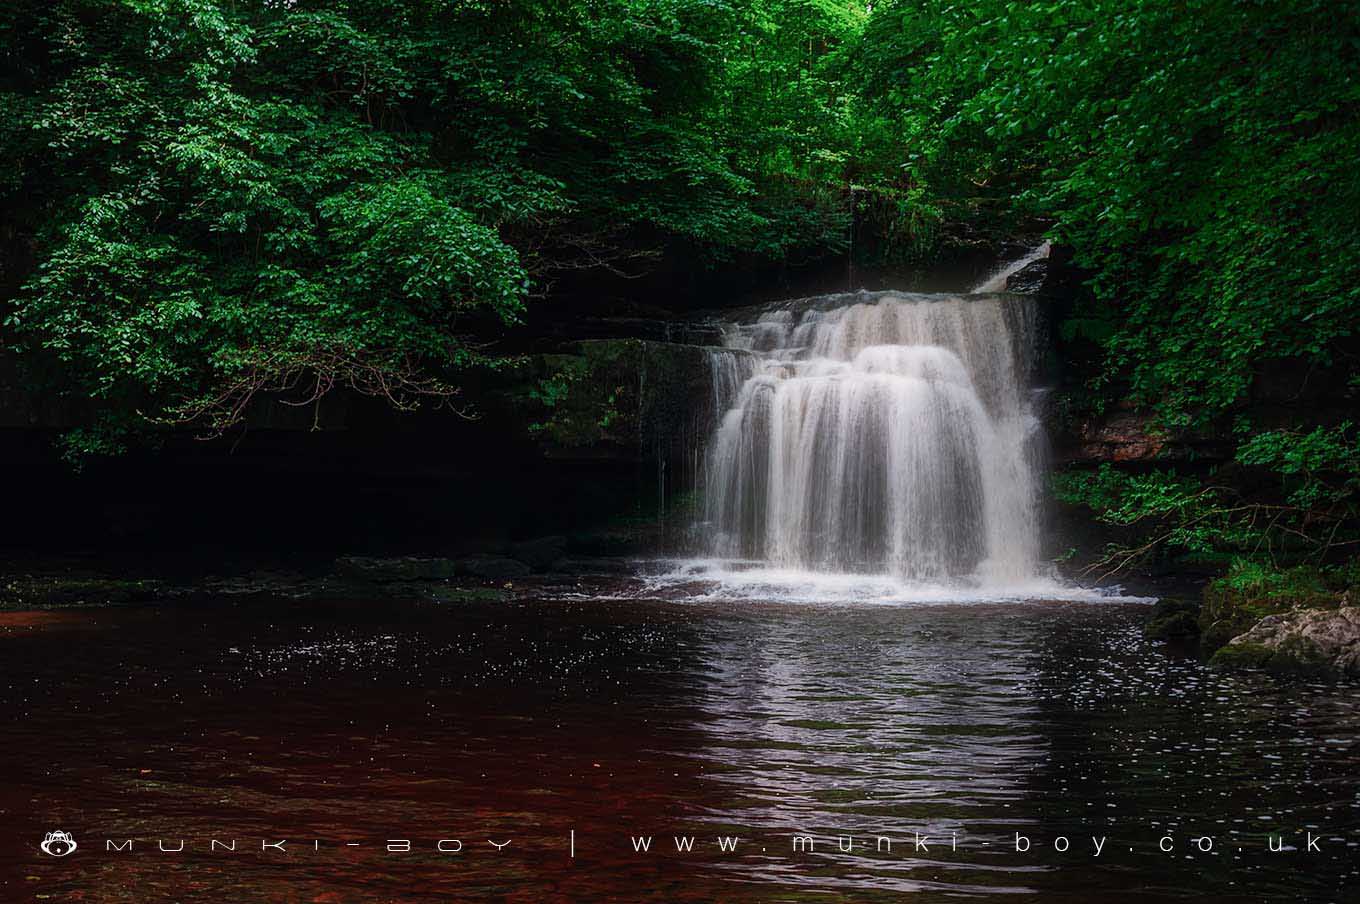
[1213,606,1360,677]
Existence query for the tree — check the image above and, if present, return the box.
[0,0,865,457]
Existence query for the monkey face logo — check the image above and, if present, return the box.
[40,831,77,857]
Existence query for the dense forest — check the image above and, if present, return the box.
[2,0,1358,613]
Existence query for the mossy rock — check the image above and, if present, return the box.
[1212,606,1360,679]
[1208,641,1275,671]
[0,575,162,609]
[1145,597,1201,640]
[1200,586,1280,651]
[1209,636,1332,679]
[1199,618,1244,652]
[1198,564,1344,652]
[455,555,532,580]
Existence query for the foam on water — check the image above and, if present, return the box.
[633,558,1157,606]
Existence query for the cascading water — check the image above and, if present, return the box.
[696,290,1048,590]
[972,241,1051,293]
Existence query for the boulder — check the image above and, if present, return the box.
[567,526,655,557]
[421,585,512,604]
[1212,606,1360,677]
[0,575,162,608]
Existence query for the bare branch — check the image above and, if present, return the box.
[152,348,473,439]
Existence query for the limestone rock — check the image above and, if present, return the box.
[1072,411,1168,462]
[1056,403,1231,465]
[1215,606,1360,677]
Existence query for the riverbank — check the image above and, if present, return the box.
[0,547,640,612]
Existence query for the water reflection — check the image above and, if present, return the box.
[3,582,1357,902]
[685,605,1048,896]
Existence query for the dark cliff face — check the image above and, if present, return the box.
[0,241,1017,564]
[0,335,726,567]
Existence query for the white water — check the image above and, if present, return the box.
[700,290,1043,584]
[665,288,1144,603]
[972,241,1051,293]
[627,559,1154,605]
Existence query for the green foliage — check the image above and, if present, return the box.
[526,350,630,447]
[1214,560,1336,603]
[526,356,625,444]
[5,0,1357,613]
[1,0,875,452]
[852,0,1360,583]
[1053,466,1203,529]
[1053,465,1250,566]
[852,0,1360,427]
[1237,423,1360,511]
[1055,455,1360,579]
[1200,558,1359,652]
[528,360,587,412]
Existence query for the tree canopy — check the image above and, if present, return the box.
[1,0,864,455]
[3,0,1358,574]
[852,0,1360,428]
[847,0,1360,573]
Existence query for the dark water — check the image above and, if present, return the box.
[3,579,1358,902]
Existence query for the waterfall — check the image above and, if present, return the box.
[698,291,1046,587]
[972,242,1051,293]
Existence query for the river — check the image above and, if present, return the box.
[5,577,1357,902]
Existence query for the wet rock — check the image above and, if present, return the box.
[1056,404,1231,465]
[510,535,568,572]
[550,556,635,576]
[337,554,534,583]
[1145,598,1201,640]
[455,555,532,581]
[520,338,714,459]
[335,556,459,582]
[419,585,512,604]
[1212,606,1360,678]
[1070,411,1169,462]
[197,571,339,600]
[567,525,656,557]
[1004,259,1050,294]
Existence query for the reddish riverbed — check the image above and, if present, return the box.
[4,580,1358,901]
